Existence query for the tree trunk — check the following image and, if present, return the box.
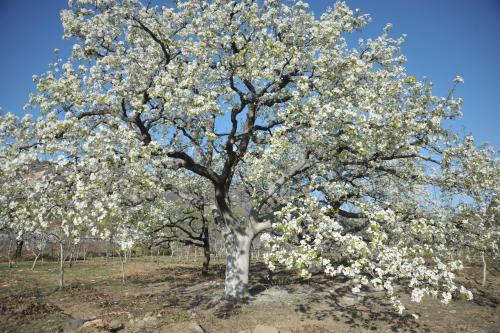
[59,242,65,290]
[15,240,24,258]
[202,245,210,276]
[223,231,252,300]
[213,185,270,301]
[7,240,13,268]
[32,253,41,270]
[119,251,126,284]
[481,252,487,286]
[201,224,211,276]
[68,246,74,268]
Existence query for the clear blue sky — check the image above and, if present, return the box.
[0,0,499,147]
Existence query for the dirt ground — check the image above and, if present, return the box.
[0,256,498,333]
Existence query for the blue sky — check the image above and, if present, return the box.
[0,0,499,147]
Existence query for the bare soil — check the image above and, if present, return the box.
[0,257,498,332]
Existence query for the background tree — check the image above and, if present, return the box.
[148,183,215,276]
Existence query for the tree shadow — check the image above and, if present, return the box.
[242,266,432,332]
[293,283,431,333]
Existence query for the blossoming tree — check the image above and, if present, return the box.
[19,0,498,309]
[144,173,215,276]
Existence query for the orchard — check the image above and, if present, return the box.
[0,1,498,332]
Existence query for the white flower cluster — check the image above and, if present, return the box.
[261,197,487,313]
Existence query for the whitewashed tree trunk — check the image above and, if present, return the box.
[213,183,271,301]
[223,231,252,300]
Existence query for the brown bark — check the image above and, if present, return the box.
[14,240,24,258]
